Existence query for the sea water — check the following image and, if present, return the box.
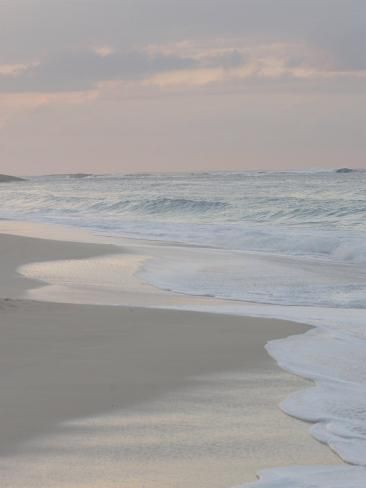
[1,169,366,486]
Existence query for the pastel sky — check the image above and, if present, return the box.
[1,0,365,175]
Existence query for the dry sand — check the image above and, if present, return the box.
[0,228,340,487]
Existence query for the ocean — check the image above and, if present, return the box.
[1,169,366,487]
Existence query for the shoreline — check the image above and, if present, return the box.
[0,222,340,487]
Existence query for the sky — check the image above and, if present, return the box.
[0,0,365,175]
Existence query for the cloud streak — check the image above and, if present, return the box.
[0,49,197,92]
[0,38,364,94]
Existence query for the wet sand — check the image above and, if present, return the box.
[0,227,339,487]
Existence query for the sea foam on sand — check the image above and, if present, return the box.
[2,221,365,487]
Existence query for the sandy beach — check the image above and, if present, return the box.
[0,227,339,487]
[1,1,364,485]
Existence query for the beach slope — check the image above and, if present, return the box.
[0,229,339,487]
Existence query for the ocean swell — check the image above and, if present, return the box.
[132,197,230,215]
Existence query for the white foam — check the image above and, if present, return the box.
[241,466,366,488]
[266,327,366,466]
